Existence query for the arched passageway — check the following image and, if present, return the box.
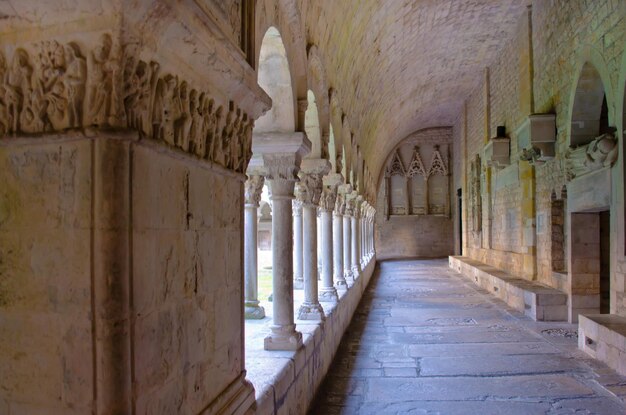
[310,259,626,414]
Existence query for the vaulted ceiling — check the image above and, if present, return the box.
[300,0,530,180]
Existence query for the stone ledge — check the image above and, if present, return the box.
[579,314,626,376]
[245,257,377,414]
[449,256,567,321]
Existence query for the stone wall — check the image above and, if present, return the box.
[0,1,268,413]
[0,135,253,414]
[458,0,626,317]
[375,128,454,259]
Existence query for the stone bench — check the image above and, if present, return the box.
[449,256,567,321]
[579,314,626,376]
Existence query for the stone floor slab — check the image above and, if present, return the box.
[309,259,626,415]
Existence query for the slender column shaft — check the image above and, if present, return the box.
[298,204,325,319]
[343,215,352,281]
[244,176,265,319]
[244,204,265,318]
[351,214,361,277]
[265,185,302,349]
[319,209,338,301]
[293,202,303,289]
[317,211,322,278]
[333,211,346,287]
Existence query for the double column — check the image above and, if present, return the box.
[319,174,343,302]
[342,185,354,283]
[296,159,330,320]
[349,193,362,278]
[252,132,310,351]
[244,175,265,319]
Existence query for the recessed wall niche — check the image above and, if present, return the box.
[383,131,451,219]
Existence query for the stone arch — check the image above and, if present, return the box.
[568,47,615,147]
[304,89,322,158]
[342,114,353,184]
[255,0,308,131]
[307,45,331,159]
[329,123,337,173]
[254,27,296,134]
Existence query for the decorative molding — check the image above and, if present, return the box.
[407,146,427,178]
[0,35,255,174]
[386,149,406,177]
[428,145,449,176]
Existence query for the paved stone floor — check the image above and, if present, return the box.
[309,259,626,415]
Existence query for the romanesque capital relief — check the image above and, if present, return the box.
[296,173,324,206]
[319,185,338,212]
[565,130,618,180]
[0,35,254,174]
[334,194,345,215]
[244,175,265,206]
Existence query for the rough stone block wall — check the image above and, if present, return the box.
[460,0,626,316]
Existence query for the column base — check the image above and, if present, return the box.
[351,266,361,279]
[344,269,354,282]
[319,287,339,302]
[297,302,326,320]
[335,278,348,290]
[244,302,266,320]
[294,277,304,290]
[264,325,303,351]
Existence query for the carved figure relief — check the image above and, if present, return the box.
[0,35,254,174]
[565,130,618,180]
[471,154,482,232]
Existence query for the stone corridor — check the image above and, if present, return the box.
[309,260,626,414]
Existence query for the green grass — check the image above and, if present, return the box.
[258,267,273,302]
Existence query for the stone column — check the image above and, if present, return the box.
[293,199,304,289]
[333,193,347,288]
[343,187,354,282]
[244,175,265,319]
[351,194,362,278]
[317,209,323,278]
[297,159,330,320]
[252,132,311,351]
[319,176,341,301]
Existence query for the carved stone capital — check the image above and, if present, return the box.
[244,175,264,206]
[292,199,303,215]
[296,172,324,206]
[319,185,338,212]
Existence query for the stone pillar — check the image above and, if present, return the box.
[319,176,341,301]
[252,133,311,351]
[297,159,330,320]
[350,194,362,278]
[343,187,354,282]
[333,193,347,288]
[244,175,266,319]
[293,199,304,289]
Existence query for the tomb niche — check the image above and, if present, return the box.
[384,142,450,218]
